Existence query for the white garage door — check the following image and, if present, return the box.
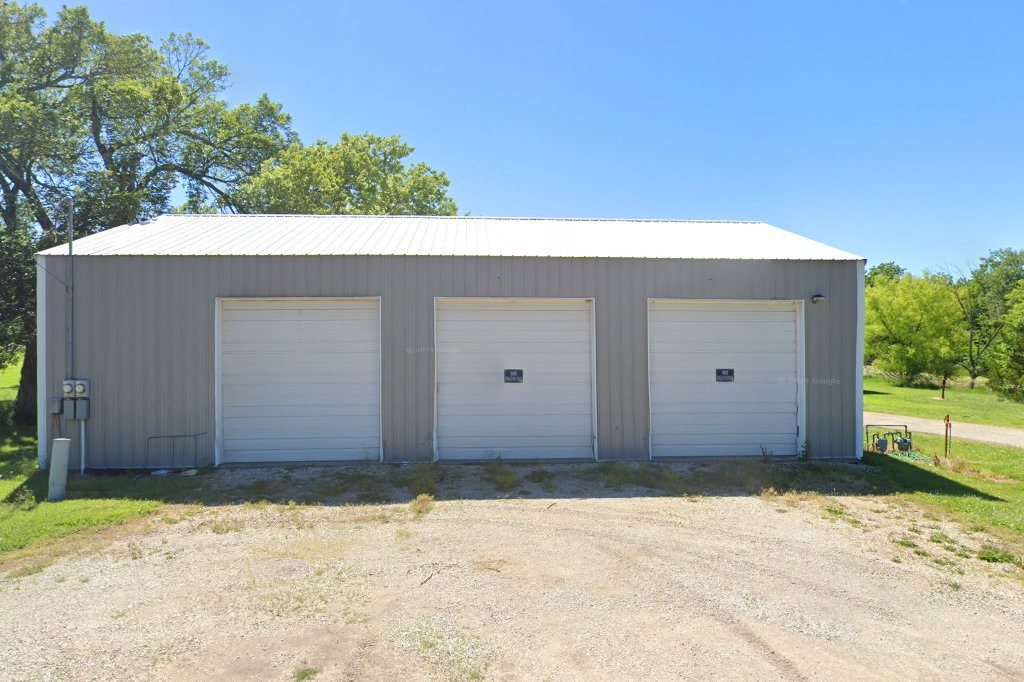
[218,298,381,463]
[435,299,596,460]
[649,300,802,457]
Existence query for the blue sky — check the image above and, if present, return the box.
[38,0,1024,272]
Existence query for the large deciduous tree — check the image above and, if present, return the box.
[988,281,1024,402]
[864,261,906,288]
[865,273,961,385]
[942,248,1024,387]
[235,133,458,215]
[0,2,295,423]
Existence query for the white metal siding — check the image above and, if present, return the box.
[649,300,801,457]
[219,299,380,463]
[435,299,595,460]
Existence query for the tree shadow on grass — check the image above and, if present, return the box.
[3,451,1003,509]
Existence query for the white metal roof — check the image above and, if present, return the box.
[37,214,862,260]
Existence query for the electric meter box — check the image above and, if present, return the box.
[62,379,90,398]
[60,378,91,420]
[73,399,89,420]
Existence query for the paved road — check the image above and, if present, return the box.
[864,411,1024,449]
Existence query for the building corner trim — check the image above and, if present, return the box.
[854,261,866,459]
[35,257,47,469]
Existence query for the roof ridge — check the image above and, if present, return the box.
[37,214,863,260]
[160,213,764,224]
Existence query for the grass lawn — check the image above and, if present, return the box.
[1,355,162,556]
[870,433,1024,543]
[864,375,1024,429]
[0,357,21,402]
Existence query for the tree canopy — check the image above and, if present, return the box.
[865,261,906,287]
[0,2,457,423]
[864,249,1024,400]
[865,273,961,384]
[235,133,458,215]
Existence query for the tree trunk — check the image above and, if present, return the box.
[13,341,36,425]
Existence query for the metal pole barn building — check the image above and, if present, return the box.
[35,215,865,469]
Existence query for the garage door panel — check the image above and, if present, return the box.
[220,299,381,464]
[651,384,796,402]
[222,307,379,322]
[651,310,796,323]
[223,319,379,340]
[222,447,379,463]
[442,414,594,434]
[650,300,800,458]
[438,318,591,331]
[220,348,376,368]
[437,374,592,389]
[650,321,795,342]
[225,436,381,451]
[649,341,795,354]
[225,298,377,310]
[436,299,595,460]
[438,343,591,356]
[659,402,797,416]
[438,401,592,416]
[222,369,379,387]
[646,350,797,371]
[649,442,799,457]
[652,422,797,436]
[440,428,593,444]
[440,300,589,312]
[223,340,380,354]
[436,358,589,374]
[223,414,380,439]
[652,411,797,428]
[224,403,380,419]
[222,384,378,405]
[439,446,589,461]
[653,369,795,381]
[436,331,590,344]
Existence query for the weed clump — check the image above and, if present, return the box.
[407,465,439,498]
[210,517,243,534]
[485,460,519,491]
[602,462,690,495]
[977,545,1021,566]
[410,493,435,516]
[525,468,556,492]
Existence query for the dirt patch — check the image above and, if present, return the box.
[0,469,1022,680]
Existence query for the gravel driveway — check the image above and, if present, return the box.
[1,466,1023,681]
